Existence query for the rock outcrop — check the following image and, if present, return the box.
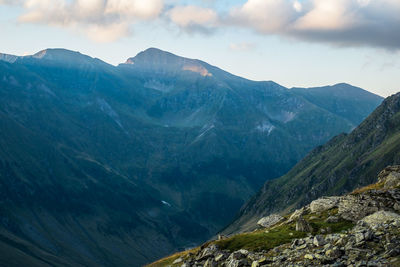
[257,214,284,228]
[309,197,340,213]
[152,166,400,267]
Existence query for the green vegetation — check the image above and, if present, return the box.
[216,208,353,252]
[0,48,384,266]
[226,93,400,234]
[305,209,354,234]
[351,181,385,194]
[215,224,306,252]
[146,247,200,267]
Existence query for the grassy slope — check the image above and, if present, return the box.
[148,207,354,267]
[224,92,400,234]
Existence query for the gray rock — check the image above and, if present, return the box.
[287,207,307,223]
[304,254,314,260]
[173,257,183,264]
[384,172,400,189]
[326,247,343,259]
[215,253,227,262]
[257,214,284,228]
[377,165,400,183]
[204,258,217,267]
[296,216,313,232]
[229,250,249,260]
[338,195,379,221]
[225,259,249,267]
[313,235,327,246]
[361,211,400,227]
[326,215,339,223]
[310,197,340,213]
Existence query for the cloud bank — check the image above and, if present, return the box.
[228,0,400,49]
[2,0,163,42]
[168,5,218,33]
[1,0,399,49]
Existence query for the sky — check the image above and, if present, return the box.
[0,0,399,97]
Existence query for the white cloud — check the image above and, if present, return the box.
[294,0,355,30]
[8,0,164,42]
[168,5,218,32]
[1,0,400,49]
[229,42,256,51]
[229,0,298,33]
[228,0,400,49]
[105,0,163,19]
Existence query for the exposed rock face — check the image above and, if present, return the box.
[362,211,400,227]
[384,172,400,189]
[287,206,309,223]
[295,216,313,232]
[338,188,400,222]
[378,165,400,189]
[256,214,284,228]
[378,165,400,182]
[161,166,400,267]
[309,196,340,213]
[338,194,380,221]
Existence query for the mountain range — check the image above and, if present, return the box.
[0,48,383,266]
[224,92,400,235]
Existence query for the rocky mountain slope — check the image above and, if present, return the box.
[224,92,400,234]
[0,48,382,266]
[151,165,400,267]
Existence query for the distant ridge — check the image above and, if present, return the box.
[0,47,384,266]
[224,92,400,234]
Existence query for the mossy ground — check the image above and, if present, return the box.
[305,208,354,234]
[149,208,355,265]
[215,223,306,252]
[145,247,200,267]
[216,208,353,252]
[351,181,385,194]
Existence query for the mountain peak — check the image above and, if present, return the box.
[124,48,182,65]
[22,48,112,69]
[33,48,91,61]
[122,48,213,77]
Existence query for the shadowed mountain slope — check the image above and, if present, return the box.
[224,92,400,234]
[0,48,383,266]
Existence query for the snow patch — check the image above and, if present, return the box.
[282,111,296,123]
[256,121,275,135]
[144,79,173,92]
[161,200,171,207]
[96,98,125,130]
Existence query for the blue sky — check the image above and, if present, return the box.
[0,0,399,97]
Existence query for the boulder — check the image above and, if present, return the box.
[377,165,400,183]
[361,211,400,227]
[384,172,400,189]
[313,235,326,246]
[257,214,284,228]
[325,215,339,223]
[229,250,249,260]
[338,195,379,221]
[204,258,217,267]
[325,248,343,259]
[197,245,218,261]
[310,197,340,213]
[172,257,183,264]
[287,207,306,223]
[296,216,313,232]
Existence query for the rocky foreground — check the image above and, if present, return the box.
[148,166,400,267]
